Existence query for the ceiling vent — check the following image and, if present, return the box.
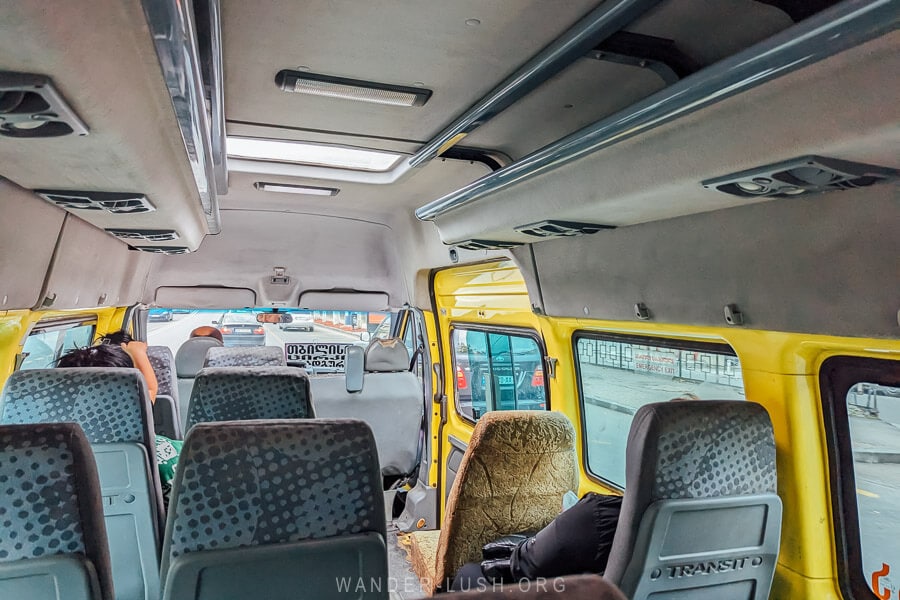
[515,220,615,238]
[132,246,190,255]
[36,190,156,214]
[0,72,89,138]
[702,156,899,199]
[106,229,180,242]
[455,240,523,251]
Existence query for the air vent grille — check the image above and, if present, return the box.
[36,190,156,214]
[702,156,898,199]
[455,239,522,251]
[515,220,615,238]
[133,246,190,255]
[0,71,89,138]
[106,229,180,242]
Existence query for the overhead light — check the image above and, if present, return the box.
[254,182,339,196]
[227,137,402,171]
[275,70,431,107]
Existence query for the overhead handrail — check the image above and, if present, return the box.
[415,0,898,221]
[140,0,222,234]
[407,0,664,167]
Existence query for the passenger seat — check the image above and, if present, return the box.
[311,338,423,478]
[174,336,223,430]
[0,422,115,600]
[147,345,182,439]
[160,419,388,599]
[604,400,782,599]
[185,365,313,428]
[202,345,286,367]
[0,368,164,600]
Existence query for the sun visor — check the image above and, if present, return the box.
[298,291,390,312]
[154,286,256,308]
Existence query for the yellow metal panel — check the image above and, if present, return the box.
[430,259,900,600]
[0,306,126,392]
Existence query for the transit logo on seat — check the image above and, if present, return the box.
[652,556,764,580]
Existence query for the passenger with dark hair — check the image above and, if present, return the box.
[57,332,182,508]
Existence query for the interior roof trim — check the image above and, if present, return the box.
[414,0,898,222]
[140,0,221,234]
[230,0,660,186]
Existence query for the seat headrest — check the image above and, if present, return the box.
[175,337,223,377]
[472,410,576,454]
[364,338,409,372]
[203,346,286,368]
[625,400,776,502]
[0,368,152,445]
[161,419,385,579]
[186,366,313,428]
[147,345,177,398]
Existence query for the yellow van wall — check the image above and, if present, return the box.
[433,260,900,600]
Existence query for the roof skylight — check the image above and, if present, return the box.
[226,137,403,172]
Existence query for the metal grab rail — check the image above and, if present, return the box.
[415,0,899,221]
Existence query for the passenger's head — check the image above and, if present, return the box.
[97,330,133,346]
[189,326,224,343]
[57,344,134,368]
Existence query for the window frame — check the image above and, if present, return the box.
[449,323,549,425]
[820,355,900,600]
[573,331,741,489]
[18,315,98,370]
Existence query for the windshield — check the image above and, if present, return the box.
[148,309,391,373]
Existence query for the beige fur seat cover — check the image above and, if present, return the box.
[433,410,578,593]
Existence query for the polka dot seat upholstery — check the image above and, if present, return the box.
[0,368,150,445]
[160,420,387,599]
[148,346,178,399]
[604,400,782,600]
[0,368,165,600]
[185,366,313,429]
[202,346,286,368]
[0,423,113,600]
[148,346,183,439]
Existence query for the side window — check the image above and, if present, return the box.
[452,328,547,421]
[821,357,900,600]
[848,383,900,598]
[575,334,745,488]
[20,323,96,370]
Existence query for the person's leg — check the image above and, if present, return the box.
[449,562,491,592]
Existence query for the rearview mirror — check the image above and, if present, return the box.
[257,312,293,324]
[359,331,371,342]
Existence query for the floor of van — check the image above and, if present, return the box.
[388,526,426,599]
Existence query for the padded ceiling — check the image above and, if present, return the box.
[430,32,900,245]
[143,209,409,307]
[221,0,599,143]
[0,0,208,250]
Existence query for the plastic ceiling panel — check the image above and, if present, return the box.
[0,182,67,310]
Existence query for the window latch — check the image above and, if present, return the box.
[544,356,558,379]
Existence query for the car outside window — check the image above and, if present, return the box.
[452,328,547,421]
[576,334,745,488]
